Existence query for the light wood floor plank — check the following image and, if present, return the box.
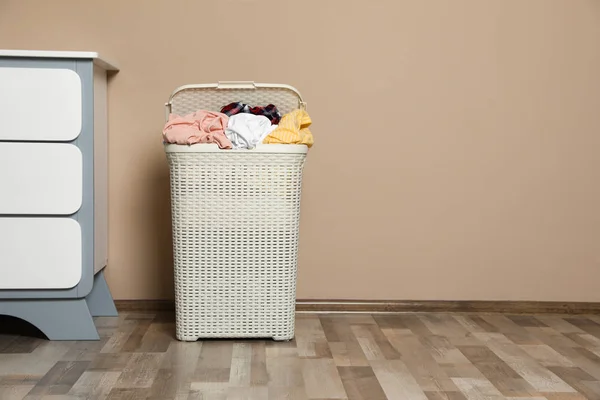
[302,359,347,399]
[370,359,429,400]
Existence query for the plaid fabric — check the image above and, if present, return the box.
[220,102,282,125]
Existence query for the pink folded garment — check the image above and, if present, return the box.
[162,110,232,149]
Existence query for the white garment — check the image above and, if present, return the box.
[225,114,278,149]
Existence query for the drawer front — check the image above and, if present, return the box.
[0,218,82,289]
[0,143,82,214]
[0,67,82,141]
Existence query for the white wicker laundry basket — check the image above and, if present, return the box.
[164,82,308,341]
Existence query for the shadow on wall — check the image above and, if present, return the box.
[147,151,175,299]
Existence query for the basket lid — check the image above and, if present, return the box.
[165,81,306,121]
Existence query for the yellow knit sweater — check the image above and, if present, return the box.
[262,109,314,147]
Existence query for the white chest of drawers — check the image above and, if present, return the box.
[0,50,119,340]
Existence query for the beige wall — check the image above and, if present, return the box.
[1,1,600,301]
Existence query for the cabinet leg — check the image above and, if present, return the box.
[86,270,118,317]
[0,299,100,340]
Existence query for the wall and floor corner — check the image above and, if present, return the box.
[1,1,599,303]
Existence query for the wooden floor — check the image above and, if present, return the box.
[2,312,600,399]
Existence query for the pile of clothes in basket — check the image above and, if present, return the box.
[162,101,314,150]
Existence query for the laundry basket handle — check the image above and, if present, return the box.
[216,81,257,90]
